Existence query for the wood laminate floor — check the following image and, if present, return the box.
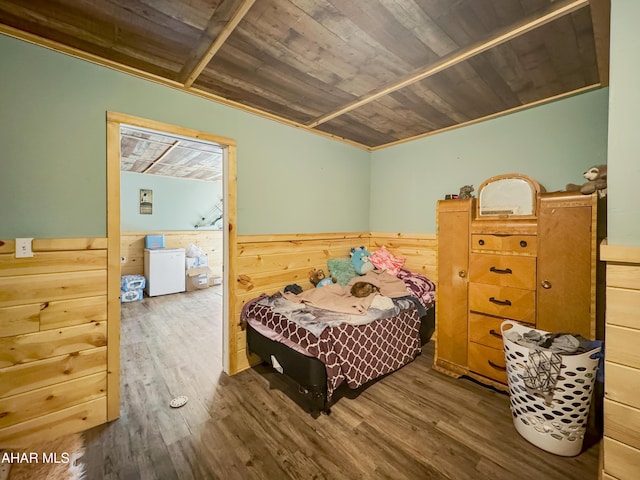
[81,287,601,479]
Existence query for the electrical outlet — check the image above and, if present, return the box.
[15,238,34,258]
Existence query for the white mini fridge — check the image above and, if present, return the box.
[144,248,186,296]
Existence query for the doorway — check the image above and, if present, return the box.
[106,111,237,420]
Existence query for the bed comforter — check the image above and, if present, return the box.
[241,293,423,400]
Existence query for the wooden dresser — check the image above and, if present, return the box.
[434,174,603,391]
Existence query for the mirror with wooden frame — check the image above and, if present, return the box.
[476,174,542,219]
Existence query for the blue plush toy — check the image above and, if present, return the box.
[350,246,375,275]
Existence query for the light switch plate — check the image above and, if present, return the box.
[15,238,34,258]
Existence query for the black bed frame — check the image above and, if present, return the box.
[246,306,435,415]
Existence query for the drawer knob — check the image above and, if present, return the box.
[488,360,507,371]
[490,266,512,275]
[489,329,503,339]
[478,239,485,245]
[489,296,512,306]
[458,270,467,278]
[541,280,552,289]
[520,240,528,248]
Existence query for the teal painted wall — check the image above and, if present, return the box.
[0,35,371,238]
[120,172,222,232]
[607,0,640,246]
[369,88,609,233]
[0,34,615,240]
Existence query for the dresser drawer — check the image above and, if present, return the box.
[469,253,536,289]
[469,313,507,350]
[469,283,535,323]
[471,234,537,255]
[469,313,534,350]
[468,341,507,384]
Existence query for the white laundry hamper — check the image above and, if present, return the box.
[501,320,601,456]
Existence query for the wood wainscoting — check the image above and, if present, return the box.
[369,232,438,283]
[120,231,223,277]
[601,242,640,480]
[0,237,110,448]
[233,232,437,372]
[0,231,436,444]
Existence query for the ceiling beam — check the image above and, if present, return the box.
[121,132,223,157]
[183,0,256,88]
[141,140,181,174]
[589,0,611,87]
[306,0,590,128]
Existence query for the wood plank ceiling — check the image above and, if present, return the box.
[0,0,610,150]
[120,126,223,182]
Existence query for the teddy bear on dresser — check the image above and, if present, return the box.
[458,184,475,199]
[566,164,607,198]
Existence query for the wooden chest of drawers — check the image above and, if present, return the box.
[434,187,602,391]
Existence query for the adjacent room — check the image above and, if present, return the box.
[1,1,639,479]
[119,125,225,300]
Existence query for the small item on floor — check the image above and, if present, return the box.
[0,462,10,480]
[169,395,188,408]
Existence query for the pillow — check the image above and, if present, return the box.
[327,258,359,286]
[370,246,405,276]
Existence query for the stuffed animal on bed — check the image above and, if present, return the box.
[350,281,380,298]
[284,283,303,295]
[309,268,336,288]
[350,246,375,275]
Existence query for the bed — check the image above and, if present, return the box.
[241,264,436,414]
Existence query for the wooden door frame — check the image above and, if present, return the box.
[106,111,238,420]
